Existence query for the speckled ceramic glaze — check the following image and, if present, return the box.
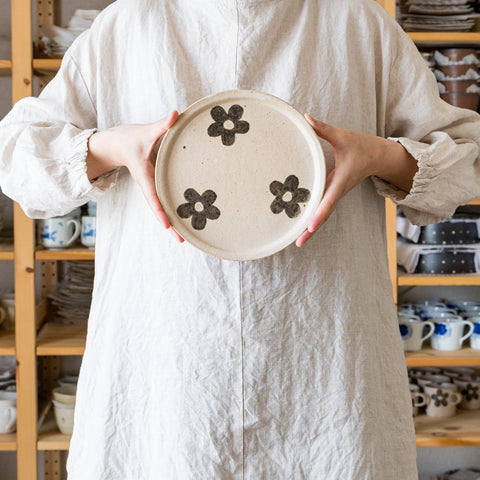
[155,89,325,260]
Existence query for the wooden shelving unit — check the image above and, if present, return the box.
[2,0,480,478]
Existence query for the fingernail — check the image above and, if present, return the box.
[304,113,314,124]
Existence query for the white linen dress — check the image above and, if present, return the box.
[2,0,480,478]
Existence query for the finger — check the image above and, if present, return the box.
[304,113,340,147]
[168,226,184,243]
[296,229,313,247]
[133,162,171,229]
[150,110,179,142]
[307,169,344,233]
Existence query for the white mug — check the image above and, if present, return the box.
[38,216,80,249]
[398,316,434,351]
[424,382,462,417]
[464,316,480,350]
[453,376,480,410]
[0,391,17,434]
[0,298,15,331]
[81,216,96,249]
[431,316,474,351]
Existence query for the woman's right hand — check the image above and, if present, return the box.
[86,111,183,241]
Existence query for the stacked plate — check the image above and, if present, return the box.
[48,261,94,325]
[399,0,480,32]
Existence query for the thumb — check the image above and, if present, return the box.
[149,110,179,144]
[304,113,340,148]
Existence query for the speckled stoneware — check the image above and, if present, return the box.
[155,89,326,261]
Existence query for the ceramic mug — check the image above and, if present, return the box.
[409,384,427,416]
[464,315,480,350]
[417,374,450,390]
[420,308,457,320]
[81,216,96,249]
[443,367,479,381]
[431,316,474,351]
[453,376,480,410]
[53,399,75,435]
[38,216,80,249]
[0,305,6,327]
[398,316,434,351]
[0,391,17,434]
[424,382,462,417]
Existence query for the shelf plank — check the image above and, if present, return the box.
[415,409,480,446]
[37,430,70,451]
[398,273,480,286]
[406,347,480,367]
[0,59,12,76]
[0,331,15,356]
[36,323,86,356]
[35,247,94,261]
[0,241,14,260]
[32,58,61,74]
[408,32,480,45]
[0,433,17,451]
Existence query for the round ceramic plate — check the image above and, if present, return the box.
[155,89,325,261]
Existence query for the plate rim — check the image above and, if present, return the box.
[155,89,325,261]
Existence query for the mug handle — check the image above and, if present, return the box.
[0,306,5,324]
[461,321,475,343]
[64,219,81,247]
[449,392,462,406]
[412,392,427,408]
[421,321,435,342]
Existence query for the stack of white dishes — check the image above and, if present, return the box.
[398,0,480,32]
[48,261,94,325]
[52,385,76,435]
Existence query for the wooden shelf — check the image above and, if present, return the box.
[35,247,94,261]
[415,409,480,446]
[0,433,17,451]
[0,59,12,76]
[36,322,86,356]
[0,242,14,260]
[398,273,480,286]
[406,347,480,367]
[408,32,480,45]
[32,58,61,74]
[0,331,15,356]
[37,430,70,451]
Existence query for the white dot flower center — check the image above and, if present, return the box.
[223,119,235,130]
[194,201,204,213]
[282,191,293,202]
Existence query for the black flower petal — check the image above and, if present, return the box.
[211,106,229,123]
[177,203,196,219]
[184,188,203,203]
[269,181,284,196]
[234,120,250,135]
[207,123,225,138]
[192,214,207,230]
[284,175,299,191]
[228,104,244,121]
[285,202,301,219]
[221,130,236,146]
[201,190,217,206]
[294,188,311,203]
[205,205,221,220]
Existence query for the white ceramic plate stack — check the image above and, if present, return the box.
[48,261,94,325]
[156,89,325,261]
[399,0,480,31]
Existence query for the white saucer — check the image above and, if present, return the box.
[156,89,325,261]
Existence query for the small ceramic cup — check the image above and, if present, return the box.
[52,385,76,405]
[408,367,442,381]
[443,367,479,381]
[0,297,15,331]
[38,216,80,249]
[417,374,450,389]
[430,316,474,351]
[52,399,75,435]
[398,315,434,351]
[0,391,17,434]
[0,305,6,327]
[81,216,96,249]
[453,376,480,410]
[424,382,462,417]
[410,384,427,416]
[420,309,458,320]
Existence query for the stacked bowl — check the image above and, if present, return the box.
[52,384,76,434]
[434,48,480,111]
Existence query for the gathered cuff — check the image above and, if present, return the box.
[67,128,119,200]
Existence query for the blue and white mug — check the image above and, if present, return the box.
[431,315,474,351]
[398,315,434,351]
[38,216,80,249]
[81,216,96,249]
[464,315,480,350]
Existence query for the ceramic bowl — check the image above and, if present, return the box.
[52,385,77,405]
[441,92,480,111]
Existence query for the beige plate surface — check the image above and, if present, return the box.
[156,89,325,261]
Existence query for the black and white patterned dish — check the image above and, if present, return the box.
[155,90,325,261]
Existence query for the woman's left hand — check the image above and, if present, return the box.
[296,114,418,247]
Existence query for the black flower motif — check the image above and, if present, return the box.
[431,389,449,407]
[462,384,479,402]
[207,105,250,146]
[177,188,221,230]
[269,175,311,218]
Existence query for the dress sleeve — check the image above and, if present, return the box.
[0,48,117,219]
[371,27,480,226]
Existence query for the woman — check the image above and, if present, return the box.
[1,0,480,478]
